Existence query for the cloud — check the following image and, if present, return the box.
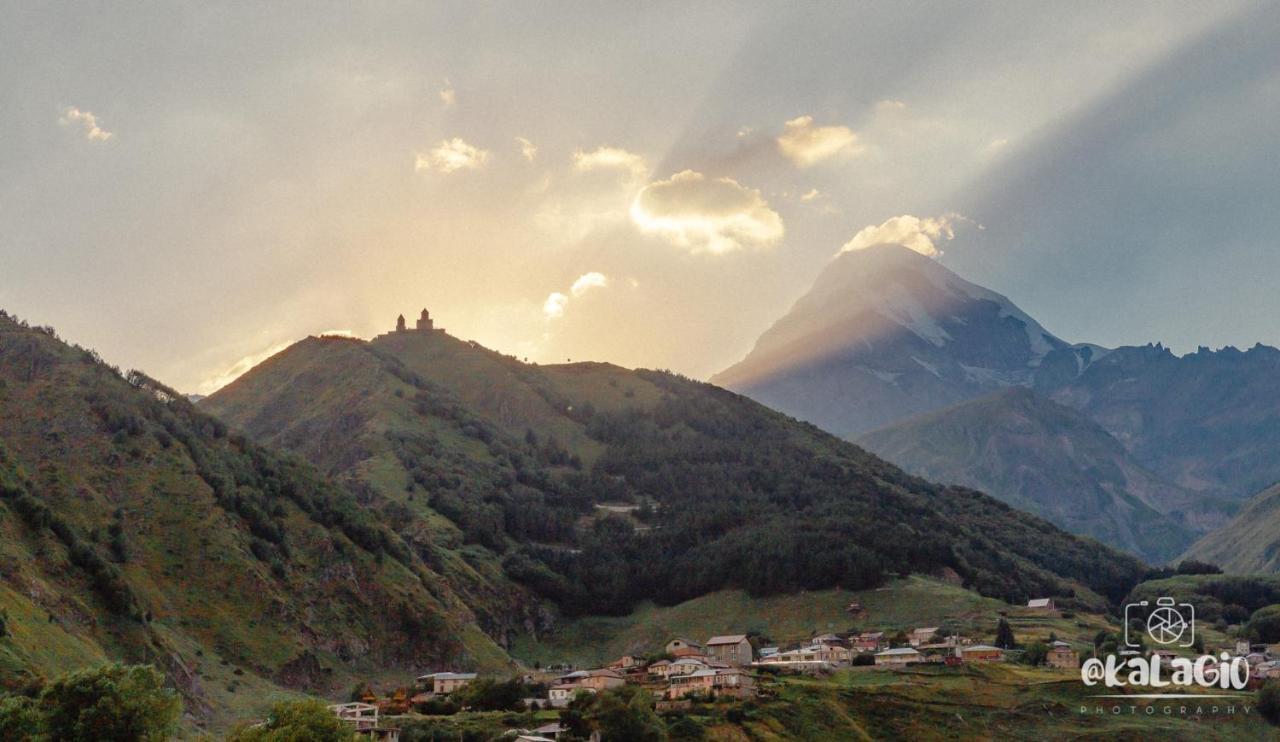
[776,115,861,167]
[630,170,783,254]
[800,188,821,202]
[415,137,490,173]
[572,146,647,178]
[59,106,112,141]
[516,136,538,162]
[543,291,569,318]
[440,80,456,106]
[544,271,609,319]
[838,213,965,258]
[570,271,608,296]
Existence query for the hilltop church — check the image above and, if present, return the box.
[395,309,438,333]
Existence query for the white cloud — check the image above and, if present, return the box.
[800,188,822,202]
[517,136,538,162]
[543,291,569,319]
[838,213,965,258]
[415,137,490,173]
[59,106,112,141]
[544,271,610,319]
[776,115,862,167]
[440,80,456,106]
[570,271,608,296]
[630,170,784,254]
[572,146,647,179]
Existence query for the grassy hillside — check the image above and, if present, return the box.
[205,327,1150,629]
[1183,484,1280,573]
[859,388,1201,563]
[509,576,1112,669]
[0,312,513,734]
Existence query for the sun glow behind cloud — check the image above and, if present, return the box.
[776,115,861,167]
[630,170,783,254]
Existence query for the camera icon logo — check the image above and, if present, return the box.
[1125,596,1195,648]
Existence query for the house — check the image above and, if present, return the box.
[706,634,754,665]
[961,645,1004,662]
[668,668,756,699]
[647,659,672,677]
[666,658,709,677]
[1026,598,1055,613]
[667,638,706,657]
[813,633,844,647]
[846,602,866,616]
[1046,641,1078,670]
[606,655,642,670]
[758,647,779,658]
[909,627,939,647]
[874,648,922,667]
[416,672,477,695]
[579,669,626,691]
[329,703,400,741]
[547,684,586,708]
[530,722,566,740]
[853,632,886,652]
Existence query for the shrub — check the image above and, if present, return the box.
[1260,680,1280,726]
[227,699,351,741]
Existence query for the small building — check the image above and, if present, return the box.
[578,669,626,691]
[813,633,845,647]
[647,659,672,677]
[961,645,1004,662]
[329,702,399,742]
[874,647,922,667]
[1026,598,1055,613]
[1046,641,1078,670]
[706,634,754,665]
[668,668,755,699]
[909,627,939,647]
[606,655,642,670]
[666,658,709,677]
[417,672,477,695]
[853,632,886,652]
[547,684,585,707]
[667,638,707,657]
[758,647,779,658]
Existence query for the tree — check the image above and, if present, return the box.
[1023,642,1048,666]
[994,618,1016,650]
[37,663,180,742]
[227,699,353,742]
[595,686,665,742]
[1259,680,1280,726]
[666,714,705,740]
[0,695,43,741]
[559,691,597,741]
[1247,605,1280,644]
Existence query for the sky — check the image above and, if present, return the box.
[1,1,1276,394]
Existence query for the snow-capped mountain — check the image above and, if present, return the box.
[712,243,1086,437]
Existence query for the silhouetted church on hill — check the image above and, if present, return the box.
[395,309,437,333]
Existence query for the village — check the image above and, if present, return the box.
[315,597,1111,741]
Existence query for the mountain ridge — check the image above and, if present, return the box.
[858,387,1199,563]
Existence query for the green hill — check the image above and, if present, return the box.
[858,388,1201,563]
[1182,484,1280,573]
[0,312,513,733]
[204,324,1149,627]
